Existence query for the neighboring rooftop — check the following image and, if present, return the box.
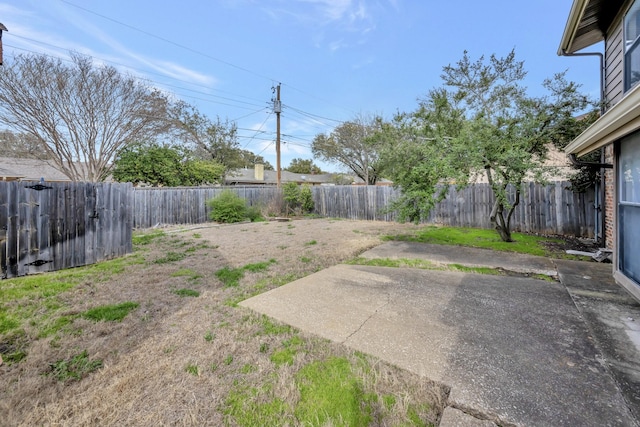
[225,166,350,186]
[0,157,70,182]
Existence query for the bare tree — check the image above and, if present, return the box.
[0,130,48,159]
[0,53,172,181]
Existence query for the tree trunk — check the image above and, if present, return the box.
[490,199,513,242]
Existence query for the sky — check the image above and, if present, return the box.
[2,0,602,173]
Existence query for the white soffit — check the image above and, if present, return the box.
[566,84,640,156]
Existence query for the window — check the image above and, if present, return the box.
[625,0,640,91]
[618,132,640,285]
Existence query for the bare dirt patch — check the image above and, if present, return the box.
[1,218,450,426]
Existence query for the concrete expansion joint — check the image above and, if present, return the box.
[445,401,517,427]
[341,291,391,344]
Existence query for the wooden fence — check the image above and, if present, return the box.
[0,181,132,279]
[132,182,596,237]
[132,186,281,229]
[0,181,595,278]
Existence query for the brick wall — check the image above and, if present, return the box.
[604,144,615,249]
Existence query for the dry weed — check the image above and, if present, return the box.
[1,218,444,426]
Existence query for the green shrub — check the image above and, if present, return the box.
[208,191,248,223]
[300,185,315,213]
[246,205,264,222]
[282,182,300,215]
[282,183,314,215]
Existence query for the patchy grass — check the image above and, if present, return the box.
[215,267,245,288]
[82,302,139,322]
[49,350,103,382]
[170,268,203,281]
[348,257,556,281]
[270,335,305,366]
[154,252,187,264]
[347,257,437,270]
[185,364,200,376]
[385,226,567,257]
[0,254,142,343]
[132,230,165,246]
[294,357,376,427]
[172,288,200,298]
[2,219,447,425]
[215,259,277,288]
[224,272,306,307]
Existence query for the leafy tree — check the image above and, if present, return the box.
[312,115,384,184]
[285,158,323,174]
[112,143,224,186]
[171,102,274,172]
[0,53,172,181]
[181,159,226,186]
[381,50,596,242]
[237,149,274,171]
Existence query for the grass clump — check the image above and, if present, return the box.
[255,315,292,336]
[49,350,103,382]
[185,364,200,376]
[170,268,202,280]
[132,230,165,246]
[172,288,200,298]
[215,267,245,288]
[295,357,376,427]
[224,386,290,426]
[215,259,277,288]
[83,302,139,322]
[154,252,186,264]
[270,335,305,366]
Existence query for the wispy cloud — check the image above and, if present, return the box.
[262,0,393,51]
[1,2,216,87]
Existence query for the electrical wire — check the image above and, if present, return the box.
[6,38,266,109]
[60,0,278,83]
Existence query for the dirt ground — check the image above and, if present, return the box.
[2,218,457,426]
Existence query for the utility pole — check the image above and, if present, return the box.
[273,84,282,187]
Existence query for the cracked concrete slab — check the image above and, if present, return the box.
[240,243,639,426]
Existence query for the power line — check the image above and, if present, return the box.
[241,111,273,149]
[284,105,344,124]
[60,0,278,83]
[7,36,267,107]
[59,0,360,119]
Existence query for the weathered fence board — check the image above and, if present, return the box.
[0,182,132,279]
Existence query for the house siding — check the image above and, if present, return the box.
[605,21,624,108]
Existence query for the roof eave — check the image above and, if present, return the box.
[558,0,609,55]
[566,83,640,155]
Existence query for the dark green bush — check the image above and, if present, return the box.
[207,191,264,223]
[246,205,263,222]
[282,183,314,215]
[300,184,315,213]
[208,191,247,223]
